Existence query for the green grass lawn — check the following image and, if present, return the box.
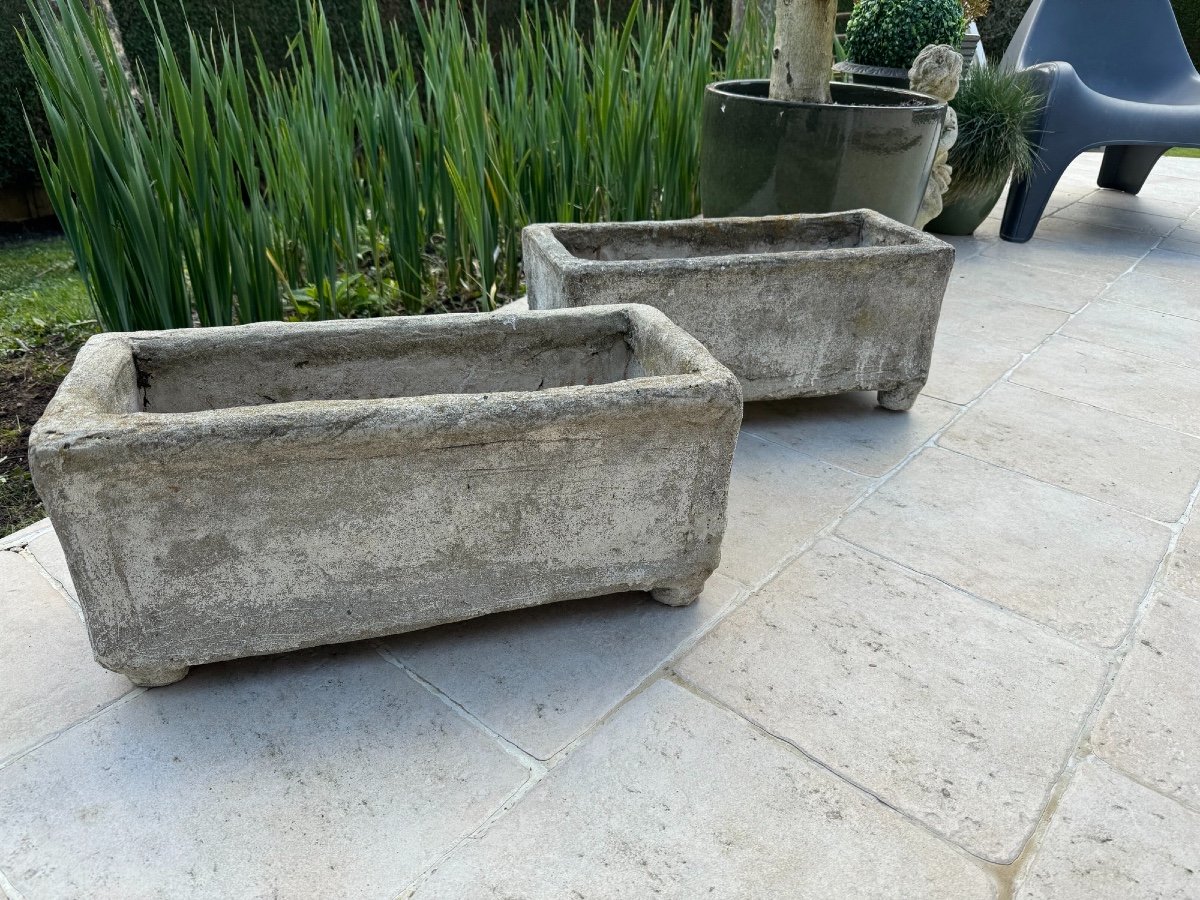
[0,234,96,534]
[1167,147,1200,158]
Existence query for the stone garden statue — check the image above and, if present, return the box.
[909,44,963,229]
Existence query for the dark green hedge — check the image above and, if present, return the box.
[978,0,1200,64]
[110,0,648,86]
[1176,0,1200,65]
[0,14,49,193]
[4,0,655,192]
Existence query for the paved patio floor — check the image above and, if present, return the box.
[3,154,1200,898]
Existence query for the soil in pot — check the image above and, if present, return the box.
[700,80,946,225]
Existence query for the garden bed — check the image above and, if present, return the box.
[0,234,95,534]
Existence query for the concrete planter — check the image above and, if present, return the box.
[30,306,742,687]
[524,211,954,408]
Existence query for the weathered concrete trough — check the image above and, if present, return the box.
[524,211,954,409]
[29,305,742,687]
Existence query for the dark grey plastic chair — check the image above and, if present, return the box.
[999,0,1200,243]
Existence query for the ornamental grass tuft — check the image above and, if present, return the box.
[22,0,771,331]
[945,62,1043,201]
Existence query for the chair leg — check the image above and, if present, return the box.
[1097,146,1168,194]
[1000,150,1075,243]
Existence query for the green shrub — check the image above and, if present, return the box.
[845,0,965,69]
[945,63,1041,200]
[24,0,769,330]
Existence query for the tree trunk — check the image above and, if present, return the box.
[731,0,747,36]
[84,0,137,90]
[769,0,837,104]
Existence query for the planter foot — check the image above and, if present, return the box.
[124,666,190,688]
[877,381,924,412]
[651,577,707,608]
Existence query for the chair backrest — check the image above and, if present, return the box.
[1002,0,1199,98]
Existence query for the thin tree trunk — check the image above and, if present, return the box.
[85,0,137,90]
[731,0,747,36]
[769,0,837,104]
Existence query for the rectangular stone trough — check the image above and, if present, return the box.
[523,211,954,409]
[29,305,742,687]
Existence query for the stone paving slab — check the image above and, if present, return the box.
[1171,220,1200,243]
[1159,235,1200,257]
[25,529,77,605]
[1049,202,1189,235]
[837,447,1170,648]
[1071,191,1200,221]
[0,646,530,899]
[1013,758,1200,900]
[0,552,130,764]
[676,539,1105,863]
[923,329,1025,406]
[1136,247,1200,284]
[936,290,1070,350]
[1093,592,1200,813]
[1101,271,1200,320]
[1063,300,1200,370]
[946,255,1108,313]
[716,433,868,586]
[1034,218,1165,256]
[1138,176,1200,205]
[1166,517,1200,599]
[980,236,1140,281]
[740,391,958,477]
[0,518,51,552]
[386,575,740,760]
[1013,336,1200,435]
[939,382,1200,522]
[411,679,997,899]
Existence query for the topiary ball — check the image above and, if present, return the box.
[845,0,966,70]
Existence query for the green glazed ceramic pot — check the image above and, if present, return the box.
[926,179,1006,236]
[699,80,946,226]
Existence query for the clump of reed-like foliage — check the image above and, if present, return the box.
[945,62,1042,201]
[21,0,771,331]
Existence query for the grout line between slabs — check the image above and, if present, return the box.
[373,643,546,775]
[1087,753,1200,820]
[0,686,145,774]
[0,865,26,900]
[16,547,83,618]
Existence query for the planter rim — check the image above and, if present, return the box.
[31,305,740,459]
[705,78,944,112]
[833,60,910,80]
[527,211,953,273]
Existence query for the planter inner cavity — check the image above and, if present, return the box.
[134,316,646,415]
[550,212,920,264]
[30,305,742,687]
[524,211,954,409]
